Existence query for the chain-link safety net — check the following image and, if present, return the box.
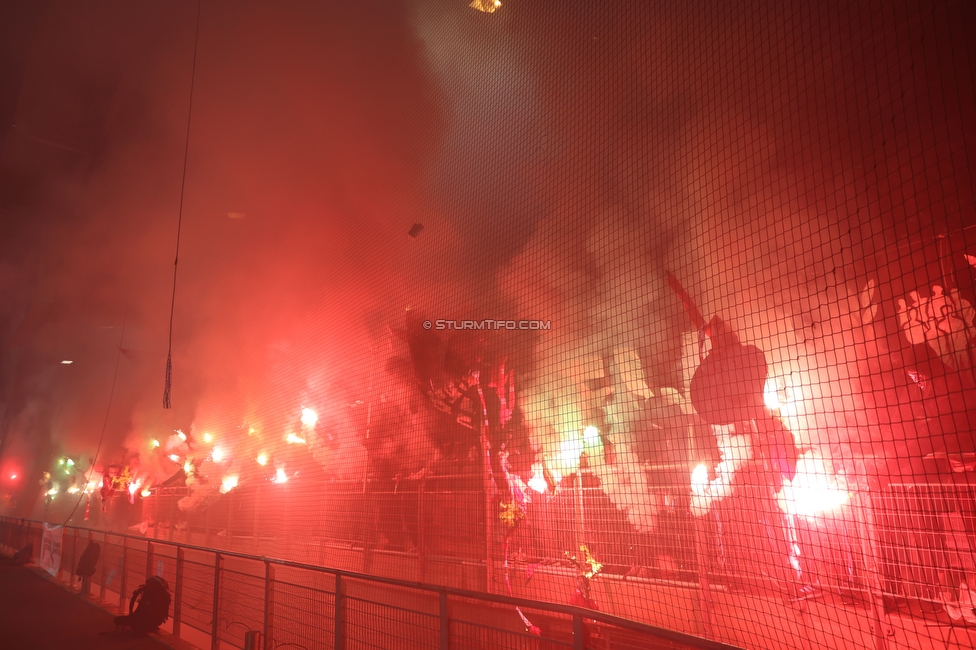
[1,0,975,648]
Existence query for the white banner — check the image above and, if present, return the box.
[39,523,63,577]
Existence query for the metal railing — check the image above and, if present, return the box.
[0,516,740,650]
[134,478,975,592]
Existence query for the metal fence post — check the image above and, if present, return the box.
[333,574,346,650]
[418,477,426,583]
[69,527,79,584]
[263,561,274,650]
[853,490,891,650]
[174,547,184,638]
[572,614,584,650]
[146,541,154,580]
[439,590,449,650]
[81,530,93,598]
[118,537,128,615]
[99,535,109,600]
[212,552,222,650]
[693,514,713,638]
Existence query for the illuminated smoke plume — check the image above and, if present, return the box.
[502,208,670,531]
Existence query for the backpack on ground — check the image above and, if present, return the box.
[74,541,100,580]
[11,543,32,565]
[113,575,171,634]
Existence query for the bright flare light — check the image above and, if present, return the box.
[203,433,213,443]
[220,475,239,493]
[285,433,306,445]
[528,463,548,493]
[778,454,849,519]
[66,458,74,467]
[152,439,161,448]
[559,437,584,466]
[176,430,187,442]
[691,464,709,489]
[168,454,180,463]
[128,480,141,496]
[9,474,16,480]
[67,486,80,494]
[141,489,152,497]
[183,461,193,474]
[61,360,73,364]
[274,467,288,484]
[764,377,781,409]
[256,453,268,466]
[300,407,318,428]
[46,487,59,497]
[469,0,502,13]
[582,425,600,445]
[211,447,225,462]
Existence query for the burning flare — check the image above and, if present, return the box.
[300,407,318,428]
[777,453,849,518]
[220,475,239,494]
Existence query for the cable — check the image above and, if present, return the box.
[63,309,128,526]
[163,0,202,409]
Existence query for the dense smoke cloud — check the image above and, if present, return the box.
[1,0,974,533]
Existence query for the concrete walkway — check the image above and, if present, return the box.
[0,561,189,650]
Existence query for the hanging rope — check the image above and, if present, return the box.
[164,0,203,409]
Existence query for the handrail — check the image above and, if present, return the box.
[1,515,742,650]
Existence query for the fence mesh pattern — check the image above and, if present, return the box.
[1,0,975,648]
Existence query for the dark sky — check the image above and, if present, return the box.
[1,0,974,520]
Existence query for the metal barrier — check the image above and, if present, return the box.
[0,516,740,650]
[96,478,976,620]
[871,482,976,605]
